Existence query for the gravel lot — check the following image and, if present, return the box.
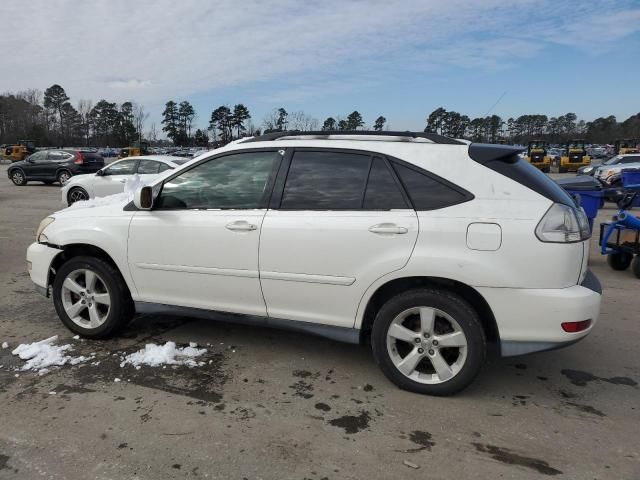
[0,164,638,480]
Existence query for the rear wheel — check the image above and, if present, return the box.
[631,256,640,279]
[52,256,134,338]
[607,252,633,271]
[371,288,486,396]
[67,186,89,204]
[10,169,27,186]
[57,170,71,185]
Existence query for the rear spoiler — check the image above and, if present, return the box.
[468,144,525,165]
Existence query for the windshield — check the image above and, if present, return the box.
[603,155,622,165]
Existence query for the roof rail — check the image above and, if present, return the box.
[240,130,464,145]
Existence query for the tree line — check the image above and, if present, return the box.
[0,84,149,147]
[2,84,638,148]
[425,107,640,144]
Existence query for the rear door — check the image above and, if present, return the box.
[92,159,139,197]
[259,149,418,328]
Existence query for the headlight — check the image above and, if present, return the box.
[536,203,590,243]
[583,167,593,173]
[36,217,55,243]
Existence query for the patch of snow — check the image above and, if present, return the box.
[11,336,88,372]
[114,378,121,383]
[73,335,80,340]
[120,342,207,368]
[189,342,198,348]
[66,192,131,210]
[2,342,8,349]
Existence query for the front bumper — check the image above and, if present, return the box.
[26,242,63,296]
[477,271,602,357]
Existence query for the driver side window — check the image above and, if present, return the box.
[29,151,49,162]
[156,151,279,210]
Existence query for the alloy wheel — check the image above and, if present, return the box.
[12,171,24,185]
[386,306,468,384]
[60,269,111,329]
[68,188,89,204]
[58,172,71,184]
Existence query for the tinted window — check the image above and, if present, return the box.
[363,158,407,210]
[392,163,468,210]
[621,156,640,164]
[49,151,70,161]
[281,151,370,209]
[138,160,162,174]
[103,159,137,176]
[29,151,49,162]
[157,151,279,210]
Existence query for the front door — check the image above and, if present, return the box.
[92,158,139,197]
[128,150,282,316]
[259,150,419,327]
[26,151,51,178]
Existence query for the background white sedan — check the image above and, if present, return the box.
[61,155,189,206]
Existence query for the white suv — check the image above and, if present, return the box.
[27,131,602,395]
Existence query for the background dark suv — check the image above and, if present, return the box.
[7,149,104,186]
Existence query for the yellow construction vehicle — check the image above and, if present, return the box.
[525,140,551,173]
[2,140,36,162]
[559,139,590,173]
[614,139,639,155]
[118,140,149,159]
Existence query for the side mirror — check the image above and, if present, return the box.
[134,186,154,210]
[95,169,104,176]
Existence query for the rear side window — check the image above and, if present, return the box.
[391,162,469,210]
[138,160,162,174]
[363,158,408,209]
[280,151,370,209]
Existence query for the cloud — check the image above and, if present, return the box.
[107,79,151,89]
[1,0,638,108]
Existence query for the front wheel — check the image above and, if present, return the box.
[10,169,27,186]
[52,256,134,338]
[371,288,486,396]
[607,252,632,271]
[67,186,89,204]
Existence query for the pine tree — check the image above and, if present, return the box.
[373,116,386,131]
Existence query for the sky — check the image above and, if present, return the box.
[2,0,640,135]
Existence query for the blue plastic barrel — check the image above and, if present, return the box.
[621,169,640,207]
[555,177,604,231]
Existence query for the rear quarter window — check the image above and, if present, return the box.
[390,161,472,210]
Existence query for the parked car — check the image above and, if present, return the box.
[27,131,601,396]
[60,155,189,205]
[593,154,640,186]
[7,149,104,186]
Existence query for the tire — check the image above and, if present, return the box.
[371,288,486,396]
[67,186,89,205]
[57,170,72,185]
[607,252,632,271]
[52,256,134,338]
[9,169,27,186]
[631,256,640,279]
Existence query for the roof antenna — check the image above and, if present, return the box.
[484,91,508,116]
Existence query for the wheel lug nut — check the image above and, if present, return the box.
[414,338,421,344]
[432,340,439,346]
[417,348,424,354]
[428,349,435,355]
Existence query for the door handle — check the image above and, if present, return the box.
[368,223,408,234]
[226,221,257,232]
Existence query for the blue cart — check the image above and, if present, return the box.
[599,193,640,278]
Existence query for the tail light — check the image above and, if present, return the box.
[74,152,83,164]
[535,203,591,243]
